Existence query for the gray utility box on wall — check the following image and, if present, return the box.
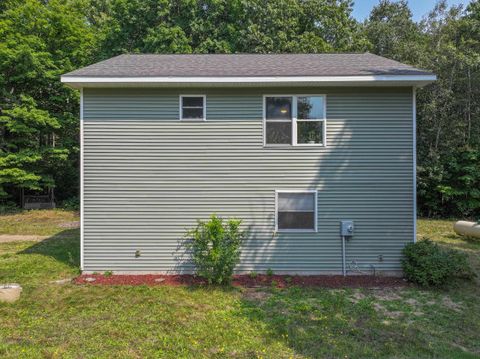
[340,220,354,237]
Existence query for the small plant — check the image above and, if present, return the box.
[266,268,274,277]
[185,214,246,285]
[67,251,75,266]
[271,280,278,287]
[249,271,257,279]
[103,271,113,277]
[402,238,474,287]
[307,130,318,143]
[285,276,292,284]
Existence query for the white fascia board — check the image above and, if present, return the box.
[61,75,437,88]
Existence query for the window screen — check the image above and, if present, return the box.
[181,96,205,120]
[265,97,292,144]
[277,192,316,231]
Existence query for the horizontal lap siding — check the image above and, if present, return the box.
[83,88,413,273]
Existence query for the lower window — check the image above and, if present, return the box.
[276,190,317,231]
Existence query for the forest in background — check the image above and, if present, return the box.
[0,0,479,218]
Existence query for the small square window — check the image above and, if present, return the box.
[276,191,317,231]
[180,95,205,121]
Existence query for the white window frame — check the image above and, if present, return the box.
[275,189,318,233]
[263,95,327,147]
[179,94,206,121]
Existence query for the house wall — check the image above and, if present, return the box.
[82,87,414,274]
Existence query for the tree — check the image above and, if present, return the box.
[363,0,423,63]
[235,0,364,53]
[416,2,480,218]
[92,0,366,57]
[0,0,97,204]
[363,0,480,218]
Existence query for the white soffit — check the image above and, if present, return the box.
[61,75,437,88]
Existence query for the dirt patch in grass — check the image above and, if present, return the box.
[74,274,407,288]
[371,288,403,301]
[373,303,404,319]
[0,235,48,243]
[58,221,80,229]
[442,295,463,312]
[242,289,272,302]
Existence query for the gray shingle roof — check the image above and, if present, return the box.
[63,53,433,78]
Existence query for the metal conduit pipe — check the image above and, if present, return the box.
[340,220,354,277]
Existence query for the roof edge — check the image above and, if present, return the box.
[61,74,437,88]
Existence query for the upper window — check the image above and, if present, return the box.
[276,191,317,232]
[265,96,293,144]
[264,95,326,146]
[180,95,206,121]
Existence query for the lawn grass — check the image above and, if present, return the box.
[0,209,79,236]
[0,213,479,358]
[418,218,480,276]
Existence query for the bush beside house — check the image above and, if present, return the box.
[402,239,474,287]
[186,214,245,285]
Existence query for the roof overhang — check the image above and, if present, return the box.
[61,75,437,89]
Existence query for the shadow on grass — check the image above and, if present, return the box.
[19,229,80,268]
[237,287,426,358]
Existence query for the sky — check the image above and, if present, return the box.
[352,0,471,21]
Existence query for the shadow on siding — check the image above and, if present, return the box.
[237,112,352,273]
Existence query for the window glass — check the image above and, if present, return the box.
[182,107,203,119]
[297,121,323,144]
[182,97,204,107]
[297,96,324,119]
[278,193,315,211]
[181,96,204,120]
[277,192,316,230]
[266,97,292,120]
[266,122,292,144]
[265,95,326,146]
[278,212,315,230]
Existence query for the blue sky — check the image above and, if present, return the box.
[352,0,471,21]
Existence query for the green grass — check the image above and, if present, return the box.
[0,213,479,358]
[418,219,480,276]
[0,209,79,236]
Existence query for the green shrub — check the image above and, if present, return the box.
[0,201,19,214]
[402,239,474,287]
[185,214,245,285]
[60,197,80,211]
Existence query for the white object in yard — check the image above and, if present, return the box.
[454,221,480,239]
[0,284,22,303]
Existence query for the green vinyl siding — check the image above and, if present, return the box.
[82,87,413,274]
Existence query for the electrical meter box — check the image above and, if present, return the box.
[340,220,354,237]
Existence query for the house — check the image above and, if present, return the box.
[61,53,436,275]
